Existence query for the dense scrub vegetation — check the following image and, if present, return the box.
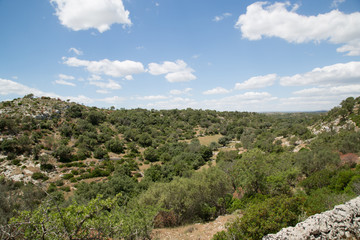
[0,95,360,239]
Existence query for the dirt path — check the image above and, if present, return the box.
[151,214,238,240]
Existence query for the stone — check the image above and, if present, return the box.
[263,196,360,239]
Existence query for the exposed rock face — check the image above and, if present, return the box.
[263,196,360,240]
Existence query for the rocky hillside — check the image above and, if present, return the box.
[1,95,360,239]
[263,196,360,239]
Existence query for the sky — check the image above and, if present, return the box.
[0,0,360,112]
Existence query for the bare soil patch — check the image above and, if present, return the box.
[198,134,223,146]
[151,214,237,240]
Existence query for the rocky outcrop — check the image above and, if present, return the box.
[263,196,360,240]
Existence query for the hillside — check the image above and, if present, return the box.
[1,95,360,239]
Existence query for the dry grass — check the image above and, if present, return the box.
[198,134,223,146]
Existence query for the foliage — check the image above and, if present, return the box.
[139,167,232,225]
[53,145,73,163]
[32,172,49,181]
[1,95,360,238]
[7,194,156,240]
[216,196,305,240]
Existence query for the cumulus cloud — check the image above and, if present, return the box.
[213,13,232,22]
[124,75,133,80]
[54,74,76,86]
[69,47,83,55]
[235,74,277,90]
[280,61,360,86]
[203,87,230,95]
[89,79,122,90]
[99,96,125,104]
[66,95,94,104]
[276,95,346,111]
[331,0,345,8]
[293,84,360,96]
[165,71,196,83]
[170,88,192,95]
[137,95,168,100]
[50,0,131,32]
[144,97,196,109]
[148,60,196,82]
[55,79,76,86]
[235,1,360,56]
[58,74,75,80]
[0,78,92,105]
[200,92,278,111]
[0,78,45,96]
[63,57,145,77]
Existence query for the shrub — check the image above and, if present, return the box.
[223,196,305,240]
[53,145,73,163]
[93,147,109,160]
[139,167,232,225]
[105,138,125,154]
[62,173,74,180]
[32,172,49,181]
[40,163,55,172]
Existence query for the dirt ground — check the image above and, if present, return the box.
[151,214,238,240]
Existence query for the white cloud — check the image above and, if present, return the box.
[276,95,349,111]
[99,96,125,104]
[148,60,196,82]
[165,71,196,83]
[213,13,232,22]
[170,88,192,95]
[148,60,187,75]
[0,78,44,96]
[235,74,277,90]
[203,87,230,95]
[96,89,110,94]
[280,61,360,86]
[89,79,122,90]
[0,78,91,104]
[235,1,360,56]
[69,47,83,55]
[200,92,278,111]
[66,95,94,104]
[294,84,360,96]
[55,79,76,86]
[124,75,133,80]
[88,74,102,81]
[58,73,75,80]
[63,57,145,77]
[50,0,131,33]
[337,40,360,56]
[331,0,345,8]
[54,74,76,86]
[144,97,196,109]
[137,95,168,100]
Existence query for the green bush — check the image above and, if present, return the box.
[105,138,125,154]
[93,147,109,160]
[139,167,232,225]
[62,173,74,180]
[53,145,73,163]
[221,196,305,240]
[40,163,55,172]
[32,172,49,181]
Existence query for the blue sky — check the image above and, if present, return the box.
[0,0,360,111]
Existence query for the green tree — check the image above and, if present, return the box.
[53,145,73,163]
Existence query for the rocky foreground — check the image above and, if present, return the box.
[263,196,360,239]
